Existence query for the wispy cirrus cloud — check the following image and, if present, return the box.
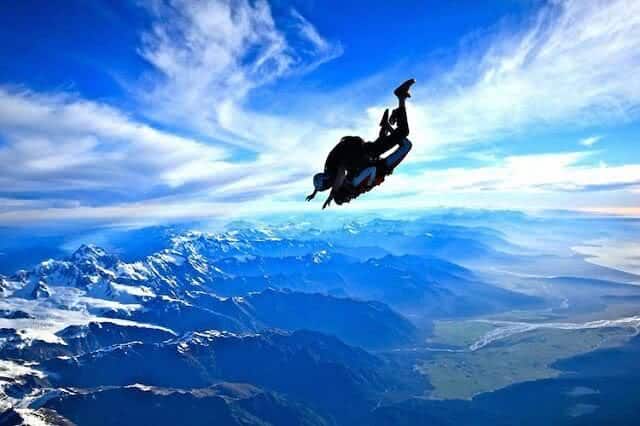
[0,0,343,224]
[350,0,640,215]
[137,0,342,151]
[407,0,640,158]
[0,86,314,210]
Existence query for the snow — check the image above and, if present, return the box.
[173,329,247,353]
[153,252,186,266]
[14,409,55,426]
[160,295,183,304]
[77,295,143,312]
[110,283,155,298]
[0,294,174,346]
[0,359,45,380]
[0,360,47,416]
[94,265,117,279]
[233,254,257,263]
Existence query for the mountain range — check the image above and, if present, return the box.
[2,214,637,425]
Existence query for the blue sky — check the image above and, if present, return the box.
[0,0,639,226]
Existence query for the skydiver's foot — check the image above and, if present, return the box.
[394,78,416,99]
[379,108,390,127]
[379,108,393,136]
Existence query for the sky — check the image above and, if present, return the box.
[0,0,639,227]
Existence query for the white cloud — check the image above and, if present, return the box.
[137,0,342,151]
[0,1,349,225]
[291,9,331,53]
[380,151,640,196]
[290,8,343,70]
[138,0,288,129]
[0,87,299,203]
[579,136,602,147]
[406,0,640,159]
[577,207,640,217]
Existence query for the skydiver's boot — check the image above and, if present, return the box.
[393,78,416,100]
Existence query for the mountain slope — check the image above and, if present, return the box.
[43,329,393,421]
[44,383,328,426]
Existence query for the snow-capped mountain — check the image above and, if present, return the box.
[1,218,582,425]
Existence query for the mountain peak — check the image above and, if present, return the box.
[312,250,331,264]
[71,244,110,262]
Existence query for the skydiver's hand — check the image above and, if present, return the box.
[306,189,318,202]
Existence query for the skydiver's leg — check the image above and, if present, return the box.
[391,99,409,139]
[366,99,410,157]
[389,78,414,137]
[351,166,377,188]
[353,138,411,187]
[384,138,412,171]
[364,79,414,159]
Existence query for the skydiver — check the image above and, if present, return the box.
[306,79,415,208]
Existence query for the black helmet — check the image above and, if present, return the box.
[313,173,331,191]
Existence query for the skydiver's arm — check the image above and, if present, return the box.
[322,194,333,209]
[306,189,318,201]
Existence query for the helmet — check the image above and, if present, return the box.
[313,173,331,191]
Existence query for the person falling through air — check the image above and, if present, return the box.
[306,79,415,209]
